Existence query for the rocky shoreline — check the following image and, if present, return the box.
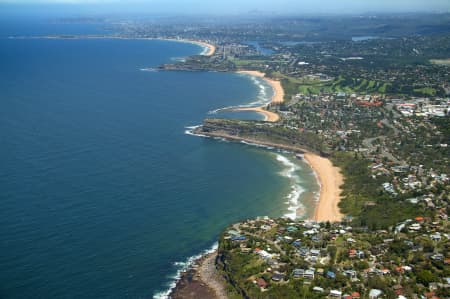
[169,251,228,299]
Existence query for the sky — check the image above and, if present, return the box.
[1,0,449,16]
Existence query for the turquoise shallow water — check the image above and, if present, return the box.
[0,21,319,298]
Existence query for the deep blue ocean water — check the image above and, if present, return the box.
[0,20,319,298]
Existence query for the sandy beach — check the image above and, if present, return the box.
[237,106,280,122]
[235,70,284,122]
[304,153,343,222]
[157,38,216,56]
[190,40,216,56]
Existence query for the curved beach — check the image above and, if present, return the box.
[35,35,217,57]
[236,106,280,122]
[191,40,216,56]
[236,70,284,122]
[157,38,216,56]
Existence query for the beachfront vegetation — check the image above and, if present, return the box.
[331,152,426,230]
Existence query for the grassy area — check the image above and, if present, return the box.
[280,75,391,98]
[232,59,267,66]
[413,87,437,96]
[430,59,450,65]
[378,83,389,93]
[279,72,439,98]
[229,57,286,68]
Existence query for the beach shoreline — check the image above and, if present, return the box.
[191,128,343,222]
[159,38,216,56]
[15,35,216,56]
[187,40,216,56]
[236,106,280,122]
[235,70,284,122]
[303,153,343,222]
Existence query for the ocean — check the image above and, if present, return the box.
[0,20,319,298]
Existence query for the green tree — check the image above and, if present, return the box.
[416,270,437,286]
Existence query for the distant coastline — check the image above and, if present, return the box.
[9,34,216,57]
[155,38,216,56]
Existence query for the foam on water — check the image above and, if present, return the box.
[208,105,238,115]
[199,46,210,56]
[184,126,230,142]
[185,126,311,220]
[153,242,218,299]
[140,68,157,72]
[246,76,270,106]
[240,140,274,150]
[170,57,186,62]
[207,74,273,115]
[275,154,306,219]
[217,137,310,219]
[301,156,321,202]
[184,125,209,137]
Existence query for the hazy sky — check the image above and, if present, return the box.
[1,0,449,15]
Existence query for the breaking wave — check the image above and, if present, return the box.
[207,74,273,115]
[275,154,307,219]
[184,125,209,137]
[153,242,218,299]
